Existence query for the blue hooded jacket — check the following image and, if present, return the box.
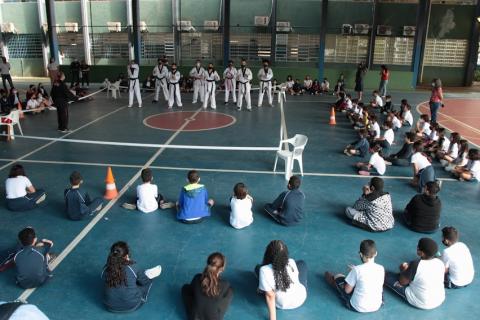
[177,183,210,220]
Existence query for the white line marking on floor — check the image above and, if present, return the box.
[0,158,457,182]
[0,93,152,172]
[17,107,203,302]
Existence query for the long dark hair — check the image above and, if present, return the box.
[9,164,26,178]
[201,252,226,297]
[262,240,292,292]
[104,241,133,288]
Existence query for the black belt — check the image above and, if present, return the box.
[129,78,138,90]
[206,79,215,82]
[260,80,271,93]
[156,76,165,80]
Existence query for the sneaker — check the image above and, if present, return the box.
[138,105,142,108]
[192,101,197,104]
[127,105,132,108]
[35,193,46,205]
[168,106,173,110]
[145,265,162,279]
[160,202,175,209]
[93,203,103,213]
[48,106,57,111]
[122,203,137,210]
[237,107,241,111]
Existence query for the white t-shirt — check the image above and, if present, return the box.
[286,80,294,89]
[467,160,480,178]
[0,302,49,320]
[442,242,474,287]
[258,259,307,309]
[383,128,394,145]
[5,176,32,199]
[369,152,386,175]
[405,258,445,309]
[422,122,432,136]
[230,195,253,229]
[136,183,158,213]
[374,95,384,107]
[26,99,39,110]
[371,122,381,139]
[448,142,459,159]
[440,138,450,153]
[345,261,384,313]
[392,116,402,129]
[404,110,413,125]
[411,152,431,171]
[429,130,438,141]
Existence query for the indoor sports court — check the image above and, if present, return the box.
[1,0,480,320]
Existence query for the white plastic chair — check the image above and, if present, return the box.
[273,134,308,180]
[107,80,121,99]
[1,110,23,140]
[277,83,287,103]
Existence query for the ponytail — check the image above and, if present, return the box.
[200,252,225,297]
[104,241,133,288]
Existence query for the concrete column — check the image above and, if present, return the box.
[269,0,277,64]
[318,0,328,81]
[80,0,92,65]
[222,0,230,68]
[366,0,378,69]
[464,2,480,86]
[45,0,59,64]
[131,0,141,64]
[0,0,10,60]
[412,0,431,87]
[126,0,134,61]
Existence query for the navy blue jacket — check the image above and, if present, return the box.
[14,243,51,288]
[270,189,305,226]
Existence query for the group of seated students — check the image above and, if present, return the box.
[337,90,479,188]
[285,75,330,96]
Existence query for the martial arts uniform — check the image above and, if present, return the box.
[223,66,237,104]
[168,69,182,108]
[189,66,205,104]
[152,63,169,102]
[203,69,220,110]
[236,67,253,110]
[128,63,142,108]
[257,67,274,107]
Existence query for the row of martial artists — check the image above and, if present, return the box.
[127,58,275,111]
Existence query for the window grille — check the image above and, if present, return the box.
[275,33,319,63]
[5,34,43,58]
[58,33,85,60]
[141,32,175,62]
[324,34,368,64]
[229,33,271,62]
[373,36,414,66]
[423,38,468,67]
[91,32,129,59]
[180,32,223,61]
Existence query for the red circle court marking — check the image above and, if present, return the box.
[143,111,236,132]
[417,99,480,147]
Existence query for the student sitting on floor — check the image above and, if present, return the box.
[292,79,302,95]
[380,95,393,114]
[384,238,445,310]
[440,226,475,289]
[344,129,370,158]
[321,77,330,94]
[264,175,305,226]
[438,132,461,167]
[355,143,386,176]
[229,182,254,229]
[385,132,415,167]
[400,101,413,127]
[102,241,161,313]
[324,239,384,313]
[64,171,103,220]
[411,141,436,192]
[334,74,345,96]
[285,75,294,95]
[374,121,394,157]
[415,114,431,139]
[5,164,46,212]
[428,127,449,156]
[311,79,321,95]
[182,252,233,320]
[403,181,441,233]
[256,240,307,320]
[451,148,480,182]
[370,91,384,109]
[367,115,381,141]
[0,89,12,115]
[388,111,402,131]
[14,227,54,289]
[345,177,394,232]
[445,139,468,172]
[122,168,174,213]
[0,301,49,320]
[177,170,214,224]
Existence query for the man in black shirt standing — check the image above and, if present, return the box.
[50,72,78,132]
[70,58,81,87]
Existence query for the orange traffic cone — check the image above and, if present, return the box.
[329,107,336,125]
[104,167,118,200]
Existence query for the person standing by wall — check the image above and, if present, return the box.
[47,57,59,85]
[355,62,368,102]
[80,60,90,88]
[0,57,14,91]
[70,58,81,88]
[378,65,389,97]
[50,72,78,132]
[429,78,443,124]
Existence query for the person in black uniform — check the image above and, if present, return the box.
[50,72,78,132]
[181,252,233,320]
[355,62,368,102]
[13,227,54,289]
[70,58,81,87]
[102,241,162,313]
